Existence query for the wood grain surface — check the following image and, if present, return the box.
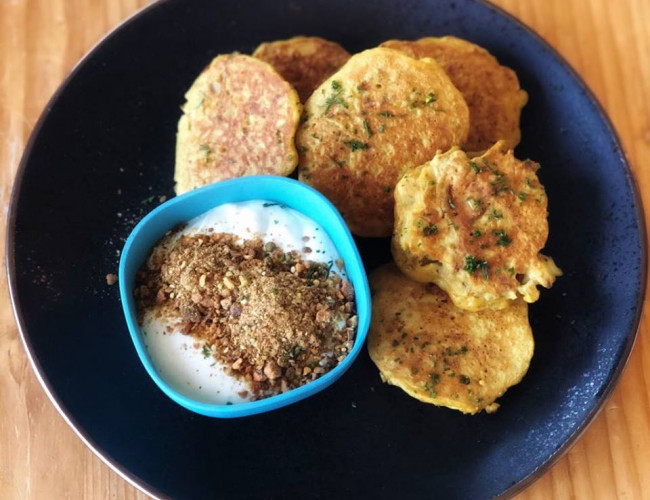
[1,0,648,498]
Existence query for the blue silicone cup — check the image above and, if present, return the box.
[119,176,371,418]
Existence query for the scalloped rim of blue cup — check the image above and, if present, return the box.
[119,176,371,418]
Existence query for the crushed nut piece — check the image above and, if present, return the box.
[135,232,356,399]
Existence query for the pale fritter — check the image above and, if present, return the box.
[381,36,528,153]
[253,36,351,103]
[392,142,562,311]
[175,53,302,194]
[368,262,534,414]
[297,47,470,237]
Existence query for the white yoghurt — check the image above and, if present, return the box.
[141,200,345,405]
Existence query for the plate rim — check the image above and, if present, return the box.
[5,0,647,498]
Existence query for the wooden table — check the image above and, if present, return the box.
[1,0,648,498]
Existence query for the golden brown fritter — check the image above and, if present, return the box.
[297,47,469,237]
[175,53,302,194]
[381,36,528,153]
[392,142,561,311]
[368,262,534,414]
[253,36,351,103]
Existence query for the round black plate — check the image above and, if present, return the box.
[7,0,646,499]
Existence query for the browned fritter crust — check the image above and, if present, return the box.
[381,36,528,153]
[392,142,562,311]
[174,53,302,193]
[297,48,469,237]
[253,36,351,103]
[367,262,534,414]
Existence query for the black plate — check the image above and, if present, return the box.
[7,0,647,499]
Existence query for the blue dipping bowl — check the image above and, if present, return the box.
[119,176,371,418]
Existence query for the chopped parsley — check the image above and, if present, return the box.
[518,192,528,201]
[448,198,456,210]
[488,209,503,220]
[363,119,373,138]
[141,195,155,205]
[468,160,481,173]
[470,229,482,239]
[464,256,489,279]
[199,144,212,155]
[466,197,482,210]
[297,145,308,153]
[382,186,391,194]
[344,139,369,151]
[322,80,348,112]
[490,170,509,194]
[201,344,212,359]
[445,346,469,356]
[411,92,437,108]
[493,229,512,246]
[422,224,438,236]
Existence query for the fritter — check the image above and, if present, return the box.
[381,36,528,153]
[368,262,534,414]
[297,47,469,237]
[253,36,351,103]
[174,53,302,194]
[392,142,561,311]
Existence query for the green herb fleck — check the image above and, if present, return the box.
[262,202,287,208]
[508,267,515,277]
[322,80,348,112]
[425,92,436,104]
[423,224,439,236]
[467,197,482,210]
[493,229,512,246]
[464,256,489,279]
[141,195,155,205]
[459,375,471,385]
[470,229,482,239]
[469,160,481,173]
[199,144,212,155]
[518,192,528,201]
[201,344,212,359]
[378,124,385,133]
[298,145,308,154]
[363,119,373,138]
[491,170,509,194]
[378,111,394,118]
[424,382,437,397]
[488,209,503,220]
[382,186,391,194]
[344,139,369,151]
[448,198,456,210]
